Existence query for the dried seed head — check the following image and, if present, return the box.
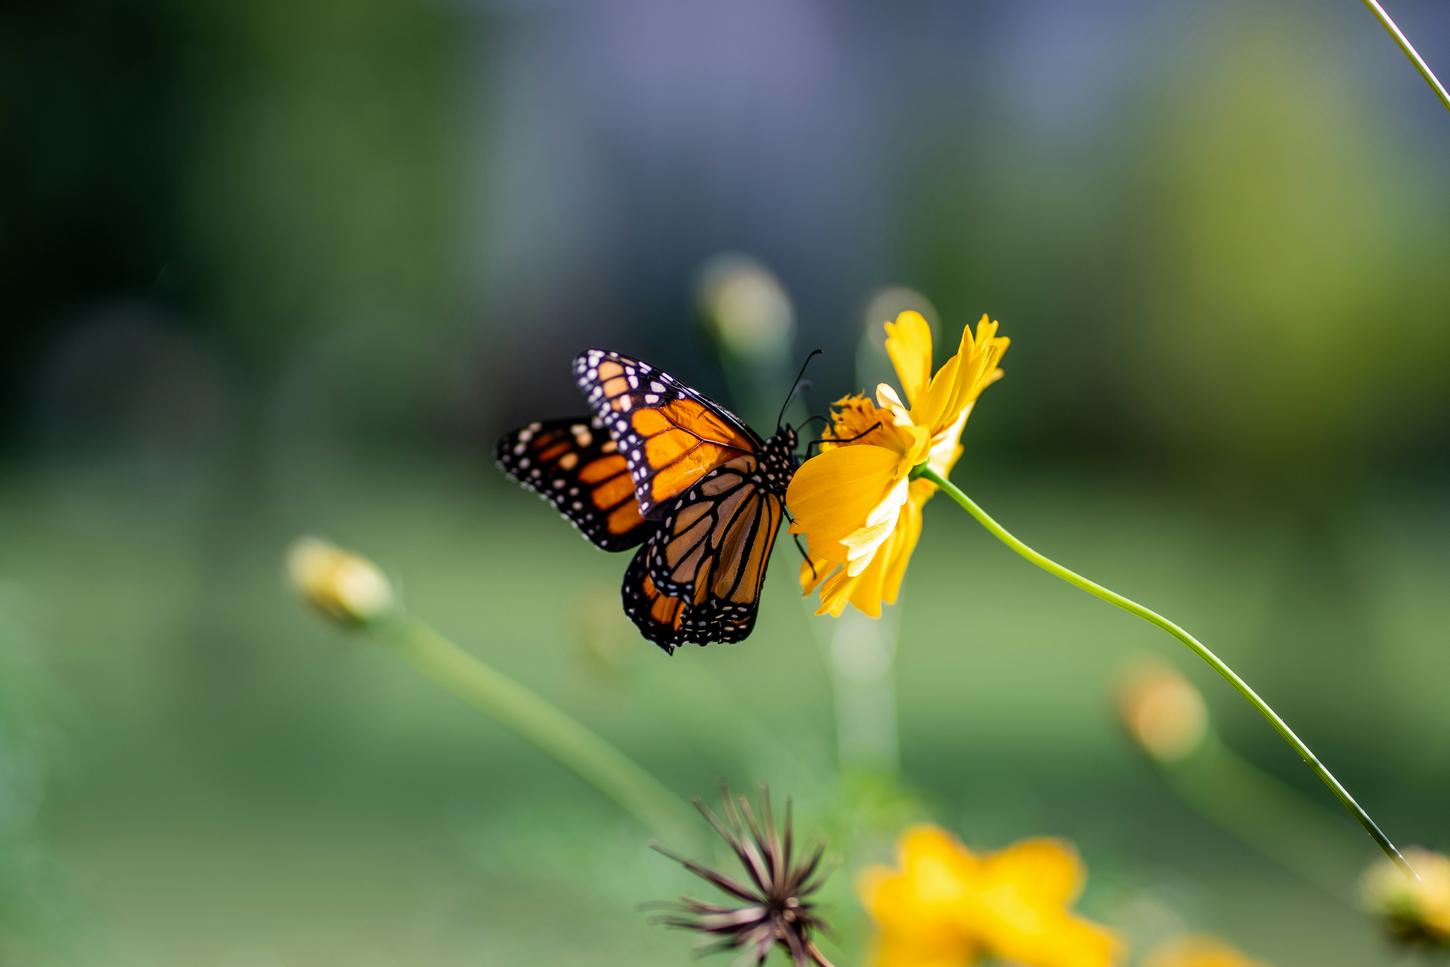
[649,785,835,967]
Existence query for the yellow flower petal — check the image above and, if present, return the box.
[804,492,925,618]
[788,444,903,562]
[875,383,907,418]
[862,841,977,964]
[908,315,1009,437]
[911,349,965,435]
[884,310,934,406]
[847,553,891,618]
[925,408,970,477]
[860,825,976,930]
[983,912,1120,967]
[943,315,1009,421]
[983,838,1085,908]
[815,564,859,617]
[844,476,912,575]
[878,498,923,607]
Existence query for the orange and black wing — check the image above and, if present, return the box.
[621,457,785,653]
[622,551,691,655]
[496,416,653,552]
[574,349,761,519]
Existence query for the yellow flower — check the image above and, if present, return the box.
[1142,937,1270,967]
[788,311,1008,617]
[859,824,1121,967]
[1361,847,1450,946]
[287,536,394,626]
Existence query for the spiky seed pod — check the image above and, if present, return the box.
[650,786,835,967]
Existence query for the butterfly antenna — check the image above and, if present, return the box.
[776,349,823,431]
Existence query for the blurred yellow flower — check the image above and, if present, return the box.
[1143,936,1270,967]
[287,536,394,626]
[788,312,1008,617]
[859,824,1121,967]
[1362,847,1450,946]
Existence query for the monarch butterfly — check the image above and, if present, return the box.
[496,349,805,654]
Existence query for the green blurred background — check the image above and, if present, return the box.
[3,0,1449,963]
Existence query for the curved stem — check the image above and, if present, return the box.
[1360,0,1450,113]
[374,612,697,841]
[1162,734,1360,902]
[917,465,1414,877]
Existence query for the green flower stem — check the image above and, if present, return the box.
[371,611,697,841]
[818,610,901,775]
[1159,733,1361,902]
[916,465,1414,877]
[1360,0,1450,113]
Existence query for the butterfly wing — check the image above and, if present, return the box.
[496,416,653,552]
[621,456,785,653]
[574,350,762,518]
[621,548,692,655]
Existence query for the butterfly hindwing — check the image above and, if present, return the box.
[621,545,691,654]
[621,457,785,653]
[574,349,761,518]
[495,416,653,552]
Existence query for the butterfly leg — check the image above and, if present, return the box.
[806,420,882,457]
[792,532,817,581]
[779,504,818,581]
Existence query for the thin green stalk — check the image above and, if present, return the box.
[1162,734,1361,902]
[373,612,697,841]
[818,609,901,775]
[1360,0,1450,113]
[916,465,1414,877]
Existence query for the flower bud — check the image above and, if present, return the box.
[286,537,393,626]
[1361,848,1450,946]
[1116,659,1208,763]
[695,253,794,365]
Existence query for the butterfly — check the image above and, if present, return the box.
[496,349,805,654]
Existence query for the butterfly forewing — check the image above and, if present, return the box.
[495,416,652,552]
[574,349,760,518]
